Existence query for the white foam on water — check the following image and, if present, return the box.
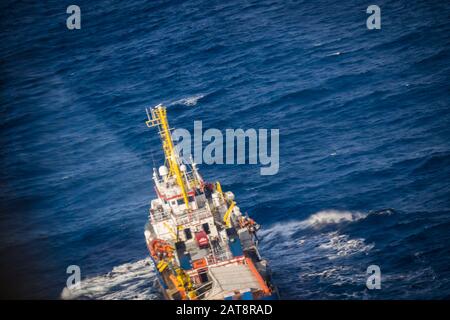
[60,258,160,300]
[260,219,306,241]
[261,210,366,241]
[288,231,373,294]
[169,94,205,106]
[302,264,368,292]
[303,265,355,280]
[301,210,366,227]
[318,231,374,259]
[60,210,370,300]
[327,51,342,56]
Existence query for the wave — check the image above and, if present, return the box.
[301,210,366,227]
[261,209,366,241]
[318,231,374,259]
[60,258,159,300]
[368,208,396,216]
[326,51,342,56]
[169,94,205,107]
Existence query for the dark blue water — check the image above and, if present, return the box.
[1,0,449,299]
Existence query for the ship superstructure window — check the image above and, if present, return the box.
[184,228,192,240]
[199,271,209,283]
[175,196,195,206]
[202,223,210,234]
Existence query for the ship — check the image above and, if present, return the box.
[143,104,278,300]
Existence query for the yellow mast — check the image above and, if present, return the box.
[146,105,190,208]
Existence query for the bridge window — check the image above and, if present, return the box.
[184,228,192,240]
[202,223,210,234]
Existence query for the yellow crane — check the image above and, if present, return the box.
[146,105,190,208]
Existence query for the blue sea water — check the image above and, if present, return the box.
[1,0,450,299]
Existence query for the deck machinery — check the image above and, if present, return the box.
[144,104,277,300]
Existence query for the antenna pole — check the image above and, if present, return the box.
[146,105,190,209]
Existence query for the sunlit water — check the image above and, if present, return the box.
[1,0,449,299]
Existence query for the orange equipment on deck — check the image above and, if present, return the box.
[150,239,174,260]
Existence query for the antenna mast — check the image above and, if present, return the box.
[146,104,190,208]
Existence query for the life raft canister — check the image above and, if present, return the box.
[195,230,209,248]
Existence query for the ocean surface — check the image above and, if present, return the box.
[1,0,450,299]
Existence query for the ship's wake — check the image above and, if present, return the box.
[60,258,160,300]
[258,210,377,298]
[260,209,367,241]
[59,210,383,300]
